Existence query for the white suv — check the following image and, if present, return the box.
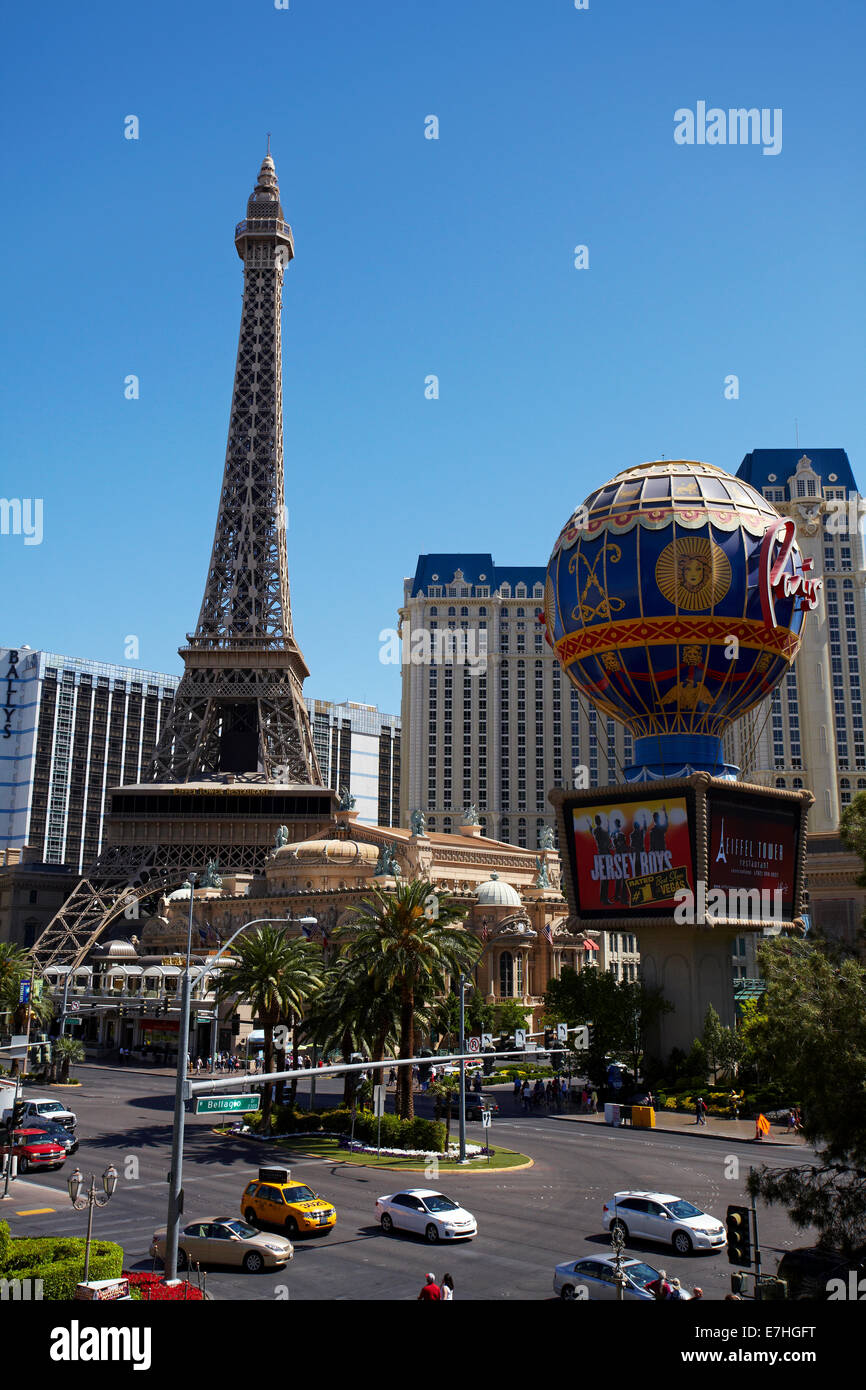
[603,1190,726,1255]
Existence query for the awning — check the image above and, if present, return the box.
[143,965,181,977]
[581,938,600,951]
[246,1030,265,1044]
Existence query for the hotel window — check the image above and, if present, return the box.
[499,952,514,996]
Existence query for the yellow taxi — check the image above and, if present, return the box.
[242,1166,337,1238]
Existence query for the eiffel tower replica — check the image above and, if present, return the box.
[32,151,336,969]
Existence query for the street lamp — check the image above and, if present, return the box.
[67,1164,118,1283]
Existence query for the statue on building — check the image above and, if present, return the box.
[274,825,290,849]
[462,804,480,825]
[200,858,223,889]
[538,825,555,851]
[338,786,356,811]
[534,855,551,889]
[375,843,400,877]
[410,808,427,837]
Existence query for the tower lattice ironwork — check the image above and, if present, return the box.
[151,152,320,785]
[30,154,333,970]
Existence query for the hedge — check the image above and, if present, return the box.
[245,1106,447,1153]
[0,1221,123,1300]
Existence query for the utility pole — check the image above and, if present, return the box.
[458,974,467,1163]
[164,873,196,1282]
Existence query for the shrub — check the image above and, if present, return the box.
[1,1234,123,1300]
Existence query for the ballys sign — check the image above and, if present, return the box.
[758,518,822,631]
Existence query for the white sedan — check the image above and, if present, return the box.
[376,1188,477,1243]
[554,1254,693,1300]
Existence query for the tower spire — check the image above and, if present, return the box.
[150,155,319,784]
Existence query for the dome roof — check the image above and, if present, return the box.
[166,884,192,901]
[275,838,380,866]
[97,939,138,960]
[475,873,522,908]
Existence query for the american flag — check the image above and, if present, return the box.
[301,922,313,941]
[544,922,553,945]
[479,919,491,942]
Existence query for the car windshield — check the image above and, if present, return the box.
[422,1195,459,1213]
[625,1262,661,1289]
[284,1186,316,1202]
[36,1103,64,1114]
[664,1200,703,1219]
[223,1220,258,1239]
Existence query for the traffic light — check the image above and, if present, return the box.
[11,1099,26,1128]
[543,1028,554,1050]
[726,1205,753,1267]
[730,1271,748,1295]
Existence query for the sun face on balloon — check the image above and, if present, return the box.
[655,537,731,611]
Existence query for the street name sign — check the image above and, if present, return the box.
[194,1094,260,1114]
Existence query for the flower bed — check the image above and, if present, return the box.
[124,1270,205,1301]
[340,1139,485,1158]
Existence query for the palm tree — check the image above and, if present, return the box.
[428,1074,461,1146]
[54,1035,84,1083]
[306,957,405,1105]
[0,946,53,1075]
[338,880,479,1120]
[215,929,324,1130]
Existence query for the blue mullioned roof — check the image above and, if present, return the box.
[737,448,859,493]
[410,555,545,597]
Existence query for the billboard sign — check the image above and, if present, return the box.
[707,794,798,919]
[569,793,696,918]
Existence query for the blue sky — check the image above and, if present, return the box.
[2,0,864,712]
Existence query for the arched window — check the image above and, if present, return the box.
[448,606,456,616]
[460,607,469,616]
[499,952,513,996]
[430,606,438,616]
[775,777,785,788]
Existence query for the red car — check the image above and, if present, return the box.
[1,1127,66,1173]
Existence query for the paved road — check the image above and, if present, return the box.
[2,1069,817,1301]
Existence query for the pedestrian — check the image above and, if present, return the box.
[196,1056,203,1074]
[729,1090,739,1120]
[590,1088,598,1114]
[668,1277,688,1300]
[692,1287,703,1300]
[388,1067,397,1087]
[695,1096,703,1125]
[418,1271,441,1301]
[513,1076,522,1104]
[440,1272,454,1301]
[647,1269,672,1300]
[473,1072,483,1095]
[522,1080,531,1113]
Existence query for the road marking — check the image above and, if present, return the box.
[14,1207,56,1215]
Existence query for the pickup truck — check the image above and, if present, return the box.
[2,1097,77,1131]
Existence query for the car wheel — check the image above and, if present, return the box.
[425,1223,440,1244]
[380,1213,394,1234]
[611,1219,629,1242]
[285,1217,299,1237]
[18,1157,29,1174]
[244,1208,257,1225]
[560,1284,577,1300]
[243,1251,264,1273]
[673,1231,693,1256]
[177,1248,189,1271]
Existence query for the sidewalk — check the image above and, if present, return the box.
[551,1105,807,1148]
[76,1060,257,1081]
